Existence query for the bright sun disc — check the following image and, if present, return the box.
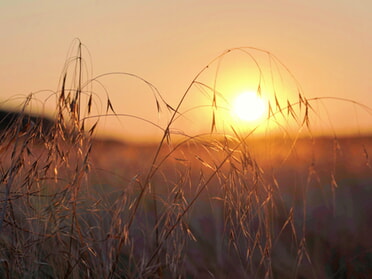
[232,91,267,122]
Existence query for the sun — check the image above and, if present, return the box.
[232,91,268,122]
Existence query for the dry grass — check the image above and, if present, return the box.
[0,39,371,278]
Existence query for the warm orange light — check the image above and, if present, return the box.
[232,91,267,122]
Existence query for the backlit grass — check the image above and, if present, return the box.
[0,39,371,278]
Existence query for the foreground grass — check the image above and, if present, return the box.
[0,40,371,278]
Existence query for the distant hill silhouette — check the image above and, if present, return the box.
[0,109,54,138]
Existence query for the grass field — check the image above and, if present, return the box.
[0,41,371,278]
[89,135,372,278]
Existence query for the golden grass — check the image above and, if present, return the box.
[0,39,371,278]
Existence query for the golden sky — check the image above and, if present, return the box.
[1,1,371,141]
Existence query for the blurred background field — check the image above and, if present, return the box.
[88,135,372,278]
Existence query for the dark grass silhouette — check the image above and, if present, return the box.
[0,109,54,138]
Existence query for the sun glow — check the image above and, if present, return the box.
[232,91,267,122]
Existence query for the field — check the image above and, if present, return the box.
[1,126,371,278]
[0,42,371,278]
[90,136,372,278]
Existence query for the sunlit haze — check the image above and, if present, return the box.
[1,1,371,141]
[232,91,267,122]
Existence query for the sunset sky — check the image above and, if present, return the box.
[1,1,371,141]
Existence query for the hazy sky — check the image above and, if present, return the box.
[1,0,371,140]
